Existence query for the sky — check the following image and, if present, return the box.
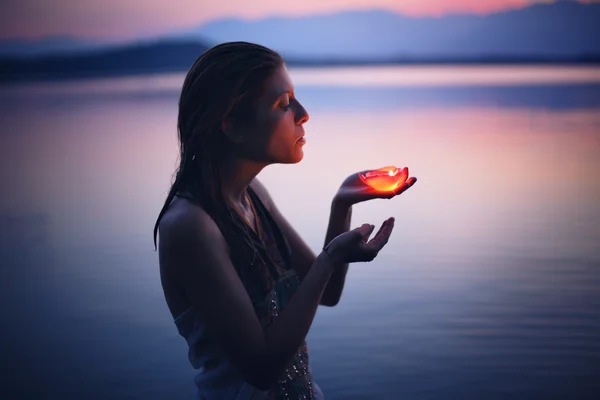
[0,0,597,41]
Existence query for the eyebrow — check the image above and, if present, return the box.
[275,88,294,98]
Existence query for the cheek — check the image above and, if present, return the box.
[243,113,277,152]
[268,116,296,150]
[272,112,296,139]
[247,109,297,160]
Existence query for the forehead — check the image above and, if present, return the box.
[260,65,294,101]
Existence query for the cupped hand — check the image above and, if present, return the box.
[324,217,395,264]
[334,167,417,207]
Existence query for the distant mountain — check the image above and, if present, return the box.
[182,1,600,60]
[2,1,599,60]
[0,36,109,57]
[0,40,209,81]
[1,1,600,82]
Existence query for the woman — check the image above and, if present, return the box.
[154,42,417,399]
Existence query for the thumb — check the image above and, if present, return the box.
[353,223,375,242]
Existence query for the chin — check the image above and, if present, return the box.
[269,144,305,164]
[289,147,305,163]
[278,153,304,164]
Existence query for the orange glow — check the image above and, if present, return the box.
[359,166,407,192]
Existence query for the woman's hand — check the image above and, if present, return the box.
[323,218,395,264]
[334,167,417,207]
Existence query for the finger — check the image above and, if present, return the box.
[370,217,392,241]
[367,218,395,250]
[393,176,417,196]
[371,219,394,246]
[361,224,376,243]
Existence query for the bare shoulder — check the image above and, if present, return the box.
[158,197,231,273]
[159,198,222,243]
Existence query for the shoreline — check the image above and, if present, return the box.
[3,58,600,85]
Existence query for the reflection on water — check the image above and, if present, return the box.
[1,67,599,399]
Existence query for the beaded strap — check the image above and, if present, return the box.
[268,293,315,400]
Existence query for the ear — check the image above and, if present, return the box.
[221,119,244,144]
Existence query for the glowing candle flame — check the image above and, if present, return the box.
[359,166,407,192]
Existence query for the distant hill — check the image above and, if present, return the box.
[0,36,108,57]
[0,40,210,82]
[184,1,600,60]
[1,1,599,82]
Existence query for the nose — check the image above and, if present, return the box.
[295,101,309,125]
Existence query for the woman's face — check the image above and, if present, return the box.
[233,64,310,164]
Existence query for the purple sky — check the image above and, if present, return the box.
[1,0,597,41]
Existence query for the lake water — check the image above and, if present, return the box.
[1,66,599,399]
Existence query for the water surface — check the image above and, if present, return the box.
[1,66,599,399]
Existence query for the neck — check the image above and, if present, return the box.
[220,154,268,206]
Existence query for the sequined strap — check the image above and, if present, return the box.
[266,292,315,400]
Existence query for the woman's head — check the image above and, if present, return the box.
[178,41,308,168]
[220,61,310,164]
[154,41,309,247]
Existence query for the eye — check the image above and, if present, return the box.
[279,94,292,111]
[280,100,291,111]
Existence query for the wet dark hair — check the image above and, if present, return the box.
[153,42,284,258]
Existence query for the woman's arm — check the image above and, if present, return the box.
[159,205,338,390]
[250,179,351,306]
[320,199,352,306]
[251,167,417,307]
[159,201,384,390]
